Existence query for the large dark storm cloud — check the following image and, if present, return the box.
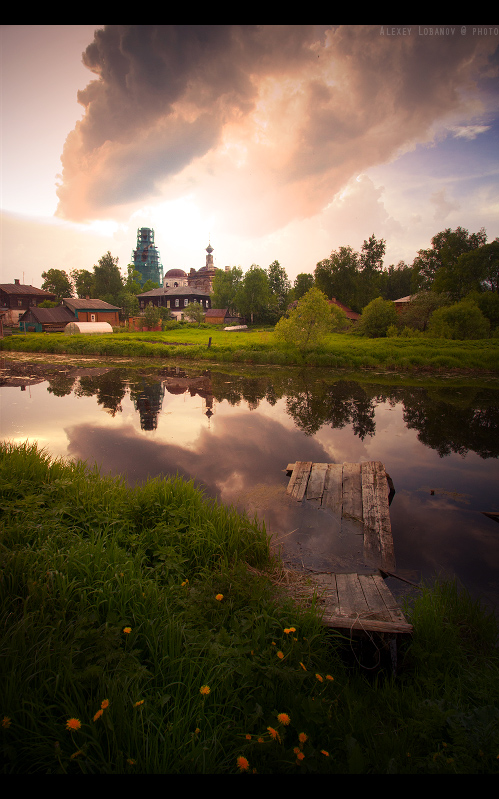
[55,25,498,229]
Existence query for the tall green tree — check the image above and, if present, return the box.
[293,273,315,301]
[234,265,270,323]
[41,269,73,300]
[314,246,360,310]
[412,227,487,292]
[267,260,291,313]
[70,269,95,299]
[358,297,397,338]
[212,266,243,312]
[433,240,499,298]
[93,252,123,303]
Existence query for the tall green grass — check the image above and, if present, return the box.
[2,328,499,371]
[1,442,498,773]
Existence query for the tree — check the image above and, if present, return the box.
[212,266,243,312]
[358,297,397,338]
[274,287,339,349]
[379,261,414,301]
[314,246,359,309]
[360,234,386,273]
[428,299,490,339]
[93,252,123,302]
[118,291,139,322]
[139,303,161,330]
[293,273,315,301]
[70,268,95,298]
[267,260,291,313]
[234,265,270,323]
[124,264,143,295]
[434,240,499,299]
[183,301,205,325]
[41,269,73,300]
[412,226,487,292]
[398,291,451,332]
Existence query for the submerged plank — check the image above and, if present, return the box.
[286,461,312,501]
[361,461,395,571]
[306,463,328,500]
[342,463,362,521]
[321,463,343,514]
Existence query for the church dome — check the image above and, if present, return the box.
[164,268,187,277]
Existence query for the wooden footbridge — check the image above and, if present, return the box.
[285,461,413,636]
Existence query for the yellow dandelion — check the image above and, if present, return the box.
[181,580,188,587]
[123,627,132,634]
[133,700,144,707]
[194,728,200,734]
[257,737,264,743]
[277,713,290,725]
[321,750,329,757]
[245,734,252,740]
[298,732,308,744]
[215,593,223,601]
[326,674,334,681]
[277,650,284,659]
[101,699,109,709]
[66,718,81,732]
[127,759,136,766]
[315,673,323,682]
[70,750,83,760]
[293,747,301,755]
[2,716,11,729]
[299,662,307,671]
[284,626,296,634]
[296,751,305,761]
[200,685,210,696]
[237,755,250,772]
[93,709,103,722]
[267,726,281,743]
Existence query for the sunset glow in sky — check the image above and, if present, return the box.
[2,24,499,289]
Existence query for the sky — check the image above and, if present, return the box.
[1,24,499,290]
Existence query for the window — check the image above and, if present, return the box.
[184,298,188,306]
[175,299,179,307]
[90,314,96,322]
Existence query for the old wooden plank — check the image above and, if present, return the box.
[306,463,328,500]
[335,573,369,616]
[287,461,312,501]
[321,614,413,634]
[311,573,339,605]
[342,463,362,521]
[321,463,343,515]
[361,461,395,571]
[371,574,408,624]
[357,574,392,620]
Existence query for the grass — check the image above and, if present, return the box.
[1,441,499,773]
[2,326,499,372]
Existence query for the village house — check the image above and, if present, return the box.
[137,285,211,321]
[19,305,75,333]
[0,280,57,326]
[61,298,121,326]
[328,297,360,322]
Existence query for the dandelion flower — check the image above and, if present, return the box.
[299,662,307,671]
[181,580,188,587]
[293,747,301,755]
[215,594,223,601]
[298,732,308,744]
[284,627,296,634]
[277,713,290,725]
[101,699,109,709]
[277,650,284,660]
[70,750,83,760]
[237,755,250,772]
[245,734,252,740]
[267,726,281,742]
[66,718,81,732]
[123,627,132,634]
[133,700,144,707]
[296,751,305,761]
[93,709,103,722]
[326,674,334,681]
[200,685,210,696]
[315,673,323,682]
[127,759,136,766]
[321,750,329,757]
[2,716,11,729]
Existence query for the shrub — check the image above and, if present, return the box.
[358,297,397,338]
[428,300,491,339]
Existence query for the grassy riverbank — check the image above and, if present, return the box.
[1,442,498,774]
[2,327,499,372]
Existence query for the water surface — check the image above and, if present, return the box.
[2,357,498,611]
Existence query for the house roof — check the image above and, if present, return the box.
[62,298,121,311]
[393,295,412,304]
[0,283,56,297]
[138,286,210,298]
[19,306,74,324]
[329,298,360,320]
[205,308,229,317]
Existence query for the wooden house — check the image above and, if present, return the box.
[62,298,121,326]
[137,286,211,320]
[0,280,57,326]
[328,297,360,322]
[19,305,74,333]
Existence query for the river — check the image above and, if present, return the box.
[2,355,499,613]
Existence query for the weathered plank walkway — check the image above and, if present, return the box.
[285,461,412,636]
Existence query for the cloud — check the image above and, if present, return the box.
[56,25,498,234]
[451,124,492,139]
